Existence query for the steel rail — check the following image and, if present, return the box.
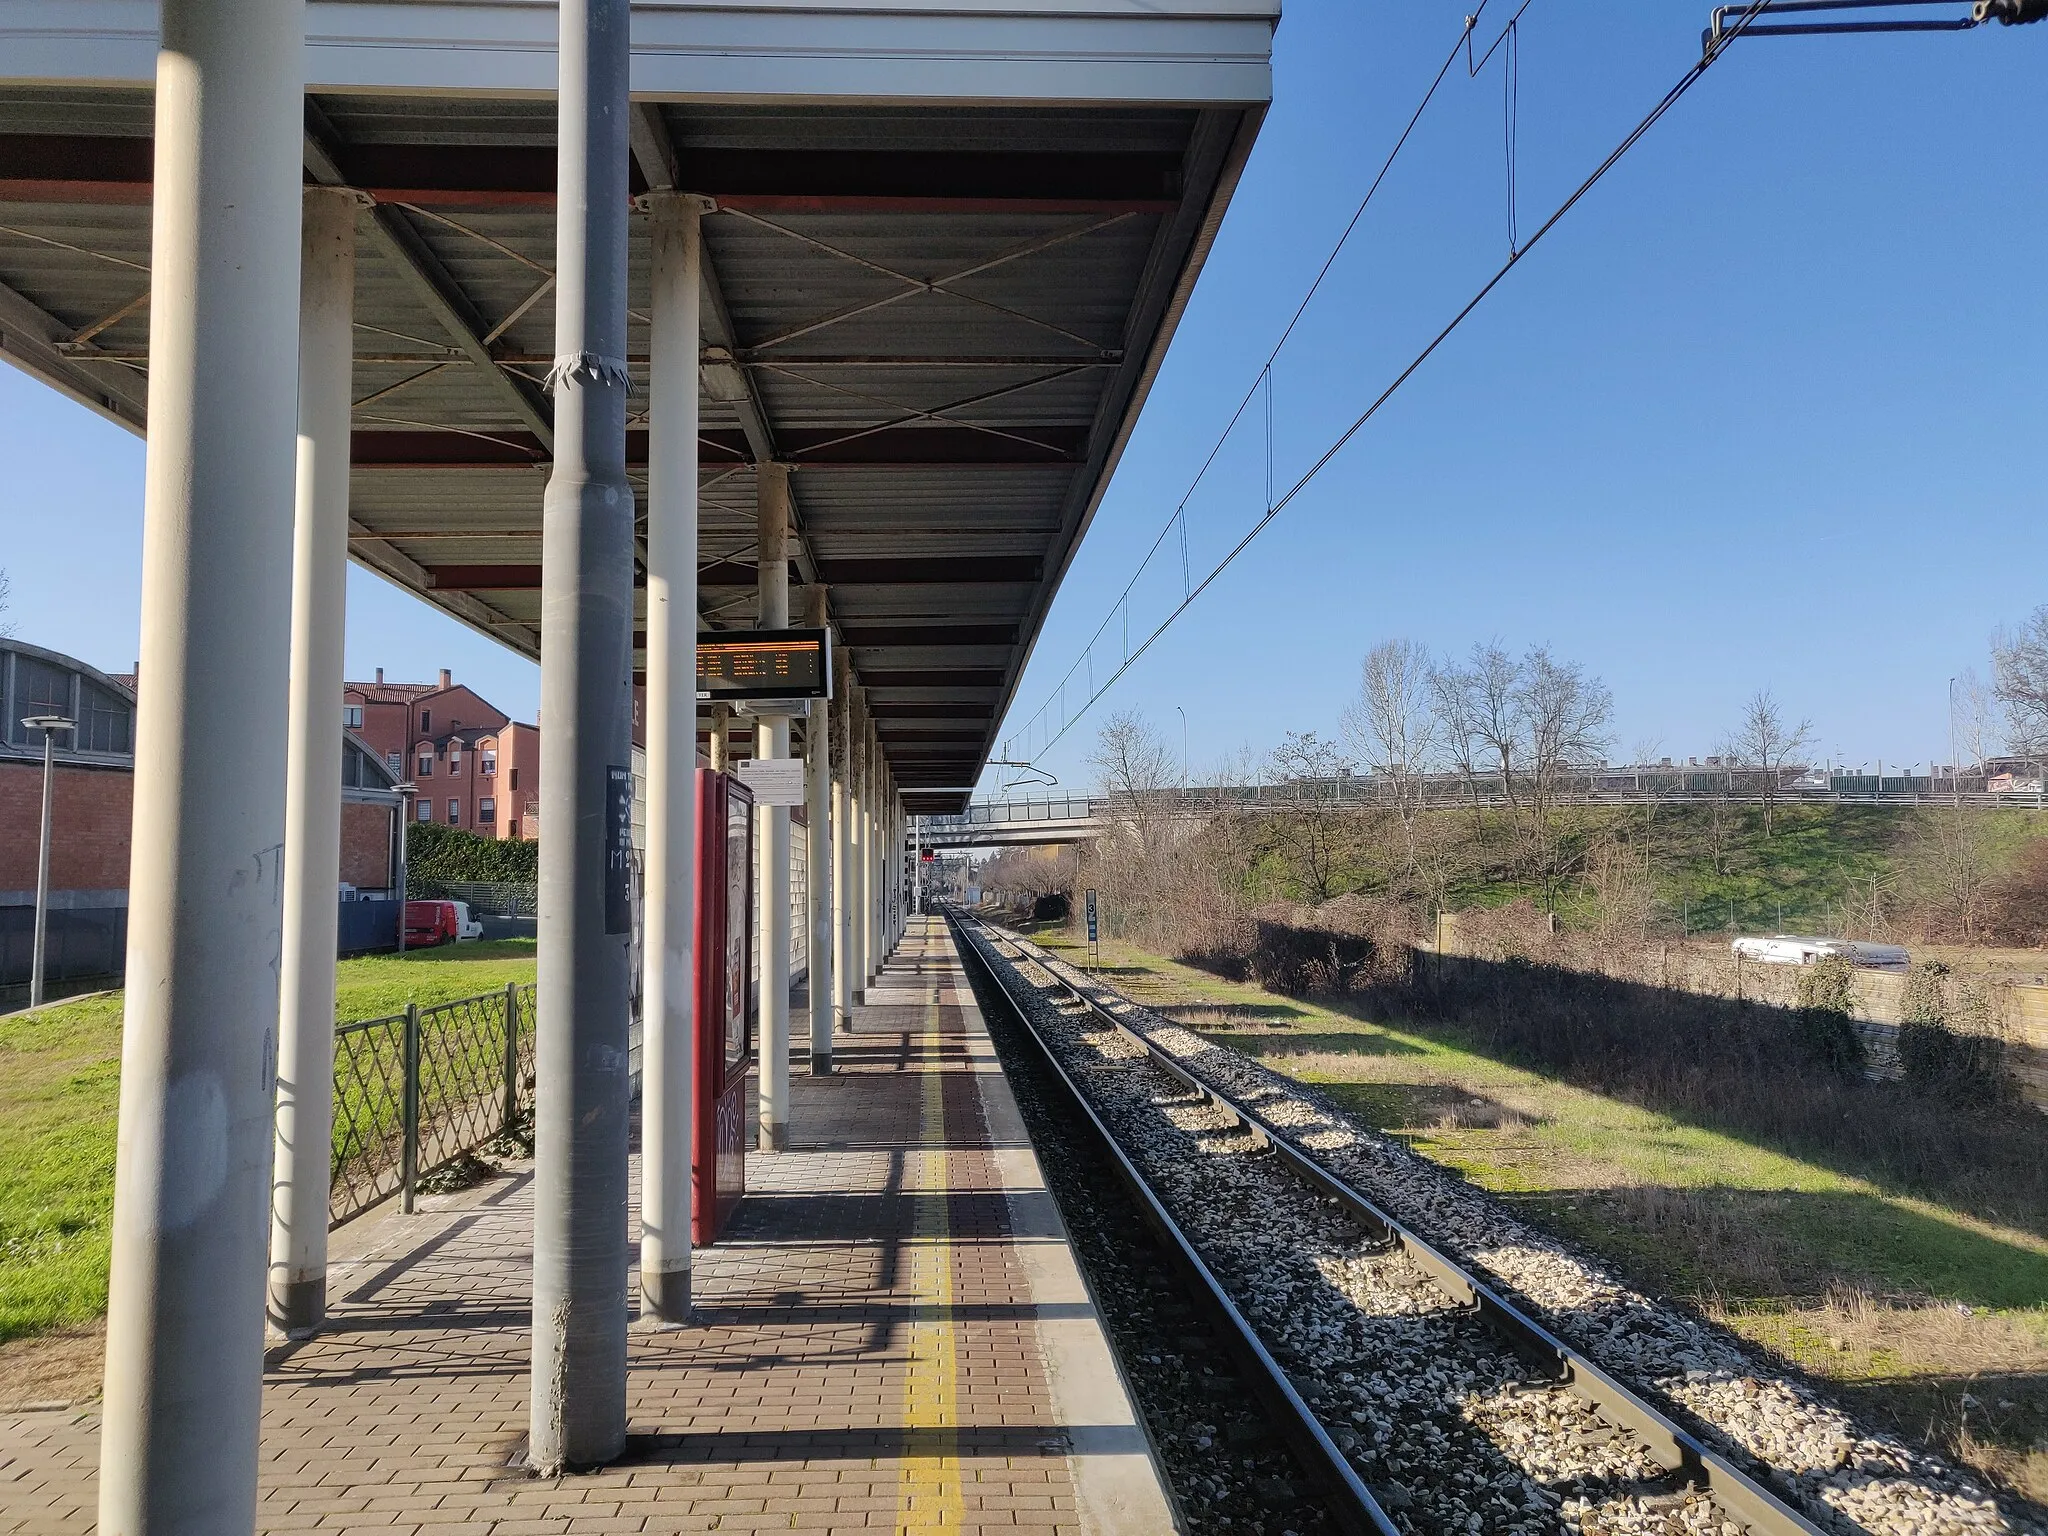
[949,914,1400,1536]
[959,913,1828,1536]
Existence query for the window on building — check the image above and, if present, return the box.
[387,751,402,775]
[447,798,461,825]
[479,797,496,824]
[481,749,497,777]
[342,704,363,729]
[448,744,461,772]
[420,709,431,733]
[509,766,520,790]
[9,658,69,746]
[417,752,433,777]
[416,800,431,821]
[78,681,132,755]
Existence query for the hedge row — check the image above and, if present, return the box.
[405,821,539,885]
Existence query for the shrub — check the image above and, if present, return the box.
[405,821,539,889]
[1791,954,1863,1074]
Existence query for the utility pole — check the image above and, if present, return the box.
[1949,675,1959,807]
[530,0,634,1475]
[23,714,73,1009]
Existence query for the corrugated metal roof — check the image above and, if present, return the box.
[0,87,1264,809]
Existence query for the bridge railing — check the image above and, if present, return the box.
[925,773,2047,826]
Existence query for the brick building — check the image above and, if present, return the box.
[344,668,540,839]
[2,638,403,1002]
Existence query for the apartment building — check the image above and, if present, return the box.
[343,668,539,839]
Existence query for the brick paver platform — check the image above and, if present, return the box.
[0,918,1170,1535]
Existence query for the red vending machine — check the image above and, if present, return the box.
[692,768,755,1244]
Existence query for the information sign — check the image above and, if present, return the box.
[735,758,805,806]
[1085,889,1098,942]
[605,765,633,934]
[697,628,832,700]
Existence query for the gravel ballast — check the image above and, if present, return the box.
[966,919,2038,1536]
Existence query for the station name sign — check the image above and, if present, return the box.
[697,628,832,701]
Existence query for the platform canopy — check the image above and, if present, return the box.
[0,0,1274,812]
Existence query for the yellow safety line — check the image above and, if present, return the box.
[896,946,964,1532]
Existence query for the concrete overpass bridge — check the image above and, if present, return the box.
[917,795,1102,848]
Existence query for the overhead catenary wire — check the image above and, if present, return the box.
[999,6,1768,780]
[997,4,1513,792]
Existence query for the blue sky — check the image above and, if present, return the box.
[3,2,2043,793]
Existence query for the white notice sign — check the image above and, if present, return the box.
[735,758,805,806]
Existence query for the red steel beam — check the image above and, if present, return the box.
[0,137,1181,214]
[347,427,1083,469]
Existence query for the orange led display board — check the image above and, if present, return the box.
[696,627,832,700]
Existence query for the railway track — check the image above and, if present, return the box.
[952,910,1835,1536]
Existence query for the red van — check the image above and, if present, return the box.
[404,900,460,948]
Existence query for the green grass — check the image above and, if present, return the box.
[1250,801,2048,932]
[1034,926,2048,1503]
[0,940,535,1345]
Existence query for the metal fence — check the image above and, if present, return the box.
[417,880,538,916]
[329,981,535,1226]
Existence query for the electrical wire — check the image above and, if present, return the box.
[993,4,1518,787]
[999,8,1769,778]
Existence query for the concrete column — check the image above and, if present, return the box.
[849,690,868,1001]
[638,192,700,1326]
[830,649,853,1032]
[709,701,730,771]
[531,0,634,1474]
[99,0,306,1527]
[268,186,357,1341]
[803,588,833,1074]
[887,782,900,949]
[864,720,882,980]
[756,464,792,1151]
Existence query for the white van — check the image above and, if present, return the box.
[1731,934,1909,973]
[448,901,485,942]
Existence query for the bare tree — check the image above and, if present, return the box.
[1992,605,2048,755]
[1900,808,2003,944]
[1342,639,1438,871]
[0,567,13,639]
[1517,646,1613,820]
[1951,667,1997,779]
[1088,708,1176,816]
[1086,710,1182,941]
[1724,688,1813,837]
[1428,655,1486,822]
[1262,730,1354,903]
[1466,640,1525,809]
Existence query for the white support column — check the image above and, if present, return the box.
[638,191,700,1325]
[888,782,901,948]
[100,0,306,1527]
[756,463,792,1152]
[859,710,876,989]
[830,649,853,1033]
[804,588,833,1074]
[846,686,866,1005]
[869,722,885,974]
[268,185,356,1341]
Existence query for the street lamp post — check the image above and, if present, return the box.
[22,715,75,1009]
[1948,676,1959,807]
[395,782,417,954]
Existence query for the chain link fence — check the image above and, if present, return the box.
[329,981,536,1225]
